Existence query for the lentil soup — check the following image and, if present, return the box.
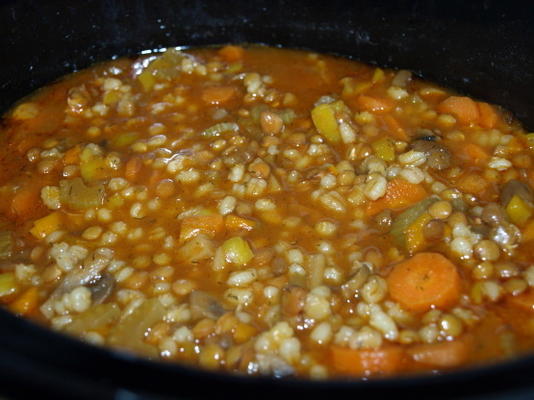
[1,45,534,379]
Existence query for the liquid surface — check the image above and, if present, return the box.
[1,45,534,379]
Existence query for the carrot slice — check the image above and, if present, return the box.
[331,345,404,376]
[460,143,490,166]
[437,96,480,125]
[354,95,394,113]
[387,252,461,312]
[225,215,256,232]
[201,86,238,105]
[408,338,470,368]
[366,178,427,216]
[218,45,245,62]
[478,102,498,129]
[179,214,225,243]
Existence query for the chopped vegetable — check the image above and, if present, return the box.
[387,252,461,312]
[80,145,108,182]
[201,86,238,105]
[110,132,140,148]
[11,184,43,221]
[30,211,63,239]
[108,298,166,357]
[9,287,39,315]
[408,338,470,368]
[59,178,105,210]
[366,178,428,216]
[218,45,245,62]
[0,272,17,298]
[65,303,120,335]
[330,345,404,376]
[311,103,341,143]
[225,215,256,232]
[371,137,395,162]
[222,237,254,266]
[179,214,225,243]
[404,212,433,253]
[354,95,394,113]
[177,234,215,263]
[390,197,438,248]
[437,96,480,125]
[506,194,533,226]
[478,102,498,128]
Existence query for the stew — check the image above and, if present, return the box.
[1,45,534,379]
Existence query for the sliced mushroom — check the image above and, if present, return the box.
[500,179,533,207]
[87,272,115,304]
[411,138,451,170]
[189,290,226,320]
[481,202,507,226]
[489,222,521,251]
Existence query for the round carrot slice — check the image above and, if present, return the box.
[387,252,461,312]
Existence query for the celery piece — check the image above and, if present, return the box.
[0,272,17,297]
[390,196,438,248]
[222,237,254,266]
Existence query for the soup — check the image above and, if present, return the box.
[1,45,534,379]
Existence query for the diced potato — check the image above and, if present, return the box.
[372,137,395,162]
[372,68,385,84]
[405,212,433,253]
[311,103,341,143]
[506,195,533,226]
[0,272,17,297]
[80,146,108,181]
[222,237,254,267]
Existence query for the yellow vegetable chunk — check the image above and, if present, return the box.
[506,195,533,226]
[371,137,395,162]
[0,272,17,297]
[30,212,63,239]
[405,212,433,254]
[222,237,254,266]
[372,68,385,84]
[311,103,341,143]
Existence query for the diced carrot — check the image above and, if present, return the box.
[225,215,256,232]
[63,145,81,165]
[478,102,498,129]
[366,178,427,216]
[437,96,480,125]
[461,143,490,166]
[9,286,39,316]
[11,185,43,221]
[124,156,143,182]
[330,345,405,376]
[456,172,489,195]
[354,95,394,113]
[506,289,534,312]
[387,252,461,312]
[30,211,63,239]
[408,338,470,368]
[179,214,225,243]
[201,86,238,105]
[218,45,245,62]
[381,115,409,141]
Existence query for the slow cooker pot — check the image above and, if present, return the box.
[1,1,534,398]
